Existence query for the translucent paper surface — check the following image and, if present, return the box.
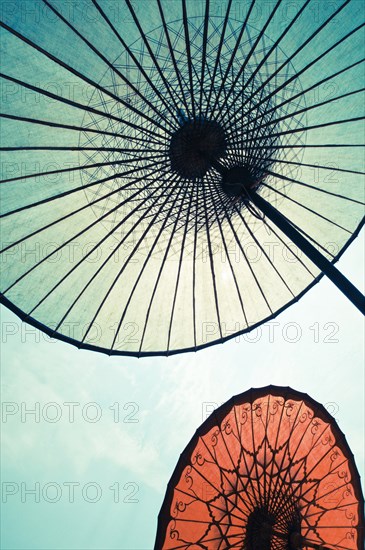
[1,0,364,355]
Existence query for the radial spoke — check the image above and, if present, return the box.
[215,196,274,316]
[166,190,196,352]
[238,0,312,100]
[259,156,365,178]
[198,0,210,114]
[0,156,168,219]
[263,168,365,204]
[0,153,166,185]
[5,165,171,293]
[210,0,257,116]
[30,167,179,327]
[42,0,177,130]
[0,21,172,136]
[92,0,182,128]
[205,176,248,326]
[0,146,169,152]
[261,181,354,234]
[0,72,165,142]
[124,0,182,117]
[203,0,233,118]
[243,143,365,149]
[226,87,365,140]
[25,166,180,320]
[0,112,163,144]
[81,171,184,345]
[156,0,191,117]
[137,186,192,353]
[181,0,196,118]
[239,18,363,122]
[244,58,365,125]
[231,116,365,144]
[215,0,283,123]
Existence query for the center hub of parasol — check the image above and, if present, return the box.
[220,165,261,198]
[245,507,276,549]
[245,506,302,550]
[169,118,227,179]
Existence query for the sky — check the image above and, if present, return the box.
[1,230,364,550]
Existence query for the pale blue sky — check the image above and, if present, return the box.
[1,231,364,550]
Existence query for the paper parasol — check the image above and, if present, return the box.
[155,385,364,549]
[1,1,364,355]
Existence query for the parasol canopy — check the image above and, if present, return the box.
[1,0,364,356]
[155,385,364,549]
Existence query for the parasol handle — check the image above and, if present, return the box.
[208,157,364,314]
[249,191,365,316]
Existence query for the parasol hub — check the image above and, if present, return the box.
[245,507,276,549]
[289,531,304,548]
[169,118,227,179]
[220,165,261,198]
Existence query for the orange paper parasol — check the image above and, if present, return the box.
[155,386,364,549]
